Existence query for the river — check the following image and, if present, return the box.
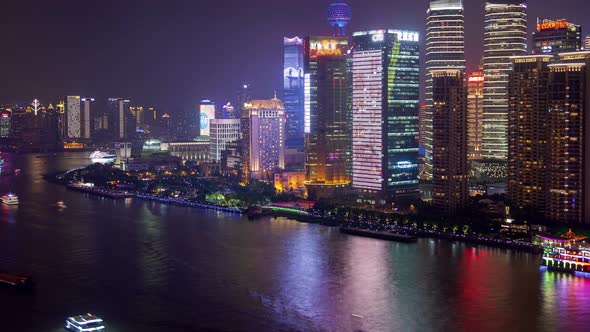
[0,152,588,331]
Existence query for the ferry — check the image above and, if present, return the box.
[89,151,115,163]
[0,272,33,289]
[542,246,590,273]
[1,193,19,205]
[65,314,105,331]
[539,229,590,273]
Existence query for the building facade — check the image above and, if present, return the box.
[66,96,81,139]
[424,0,465,179]
[351,29,420,202]
[160,140,210,162]
[199,100,215,137]
[244,99,286,180]
[0,109,11,139]
[81,98,93,139]
[431,70,468,212]
[283,37,305,151]
[546,51,590,224]
[482,0,527,160]
[209,119,240,162]
[108,98,132,139]
[507,55,552,212]
[304,36,351,199]
[467,71,484,160]
[533,18,582,55]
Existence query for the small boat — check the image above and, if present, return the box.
[1,193,19,205]
[89,151,115,163]
[53,201,67,209]
[65,313,105,331]
[0,272,33,289]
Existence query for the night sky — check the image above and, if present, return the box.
[1,0,589,113]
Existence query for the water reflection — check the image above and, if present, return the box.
[1,152,590,331]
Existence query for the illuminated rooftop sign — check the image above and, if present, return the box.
[537,20,568,31]
[309,38,347,58]
[468,76,484,82]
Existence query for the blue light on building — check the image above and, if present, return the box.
[283,37,305,150]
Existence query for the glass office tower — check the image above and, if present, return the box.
[351,30,420,202]
[482,0,527,160]
[283,37,305,150]
[304,36,351,200]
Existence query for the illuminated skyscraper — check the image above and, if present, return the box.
[351,29,420,202]
[482,0,527,160]
[585,35,590,50]
[66,96,81,139]
[0,109,11,139]
[467,71,484,160]
[304,36,351,199]
[507,55,552,212]
[424,0,465,179]
[546,51,590,224]
[533,18,582,55]
[209,119,240,162]
[199,100,215,136]
[243,98,286,180]
[283,37,305,151]
[220,102,236,119]
[130,106,144,128]
[431,70,468,212]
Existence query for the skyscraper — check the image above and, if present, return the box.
[209,119,240,162]
[507,55,552,212]
[533,18,582,55]
[431,70,468,212]
[243,98,286,180]
[108,98,131,139]
[304,36,351,199]
[199,100,216,136]
[546,51,590,224]
[283,37,305,151]
[424,0,465,179]
[0,109,11,139]
[81,98,94,139]
[66,96,81,139]
[467,71,484,160]
[482,0,527,160]
[585,35,590,50]
[351,29,420,202]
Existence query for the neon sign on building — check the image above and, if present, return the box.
[537,20,568,31]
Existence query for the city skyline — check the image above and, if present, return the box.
[2,0,589,110]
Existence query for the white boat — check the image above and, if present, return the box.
[1,193,19,205]
[53,201,67,209]
[65,313,105,331]
[89,151,115,163]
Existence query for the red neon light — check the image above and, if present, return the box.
[537,21,568,31]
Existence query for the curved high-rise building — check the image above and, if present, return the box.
[424,0,465,180]
[482,1,527,160]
